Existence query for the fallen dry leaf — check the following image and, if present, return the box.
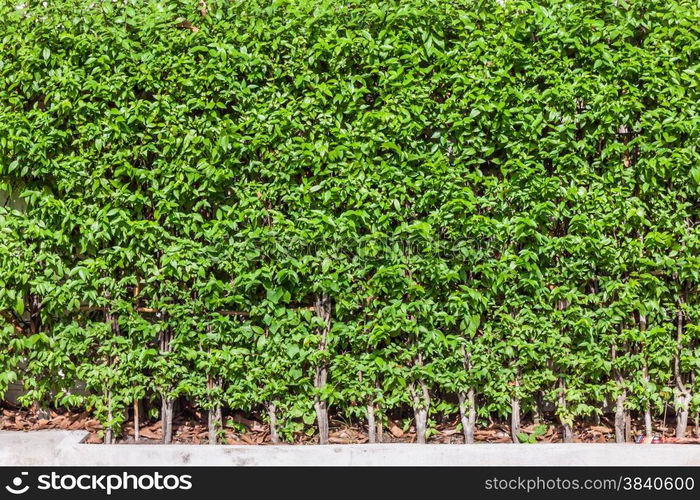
[52,416,69,429]
[329,437,353,444]
[138,427,160,440]
[389,423,404,438]
[240,434,255,445]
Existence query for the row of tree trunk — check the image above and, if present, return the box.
[130,296,692,445]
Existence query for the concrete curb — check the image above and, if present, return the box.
[2,431,700,466]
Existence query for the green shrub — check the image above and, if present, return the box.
[0,0,698,443]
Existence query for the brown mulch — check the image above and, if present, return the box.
[2,405,700,445]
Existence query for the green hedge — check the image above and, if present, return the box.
[1,0,699,444]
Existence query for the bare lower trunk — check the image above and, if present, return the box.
[555,300,572,442]
[105,391,113,445]
[409,348,430,444]
[511,396,521,443]
[459,346,476,444]
[510,368,521,442]
[676,393,689,438]
[640,314,652,437]
[104,307,118,445]
[410,378,430,444]
[458,388,476,444]
[314,400,329,444]
[162,398,174,444]
[161,398,168,443]
[615,393,626,443]
[133,399,140,442]
[562,422,573,443]
[414,407,428,444]
[533,391,544,426]
[207,409,217,444]
[208,406,221,445]
[159,325,174,444]
[314,293,331,445]
[558,379,572,443]
[207,375,222,445]
[31,402,50,421]
[216,406,222,434]
[612,329,627,443]
[267,402,280,444]
[675,306,690,438]
[644,408,652,437]
[367,404,376,443]
[376,407,384,443]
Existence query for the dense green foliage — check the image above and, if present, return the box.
[1,0,699,443]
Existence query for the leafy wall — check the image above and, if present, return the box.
[0,0,699,444]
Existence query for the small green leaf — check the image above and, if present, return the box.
[14,295,24,317]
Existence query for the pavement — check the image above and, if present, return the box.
[1,430,699,466]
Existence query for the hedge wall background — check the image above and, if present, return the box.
[0,0,699,444]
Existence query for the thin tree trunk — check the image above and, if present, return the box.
[132,282,140,444]
[376,397,383,443]
[313,293,331,445]
[207,409,216,445]
[615,392,626,443]
[676,393,690,438]
[414,405,428,444]
[159,325,174,444]
[162,398,174,444]
[409,347,430,444]
[612,329,627,443]
[208,407,220,445]
[640,313,652,437]
[511,396,521,443]
[28,292,47,417]
[314,400,329,445]
[533,391,544,426]
[562,423,573,443]
[207,376,221,445]
[367,404,376,443]
[675,306,690,438]
[558,379,572,443]
[267,402,280,444]
[556,299,572,442]
[510,368,520,443]
[458,388,476,444]
[409,379,430,443]
[459,345,476,444]
[104,305,118,445]
[161,397,168,443]
[105,390,113,445]
[133,399,140,442]
[644,409,652,438]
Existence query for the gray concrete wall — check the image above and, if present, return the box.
[1,431,699,466]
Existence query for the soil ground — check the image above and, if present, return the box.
[2,403,700,445]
